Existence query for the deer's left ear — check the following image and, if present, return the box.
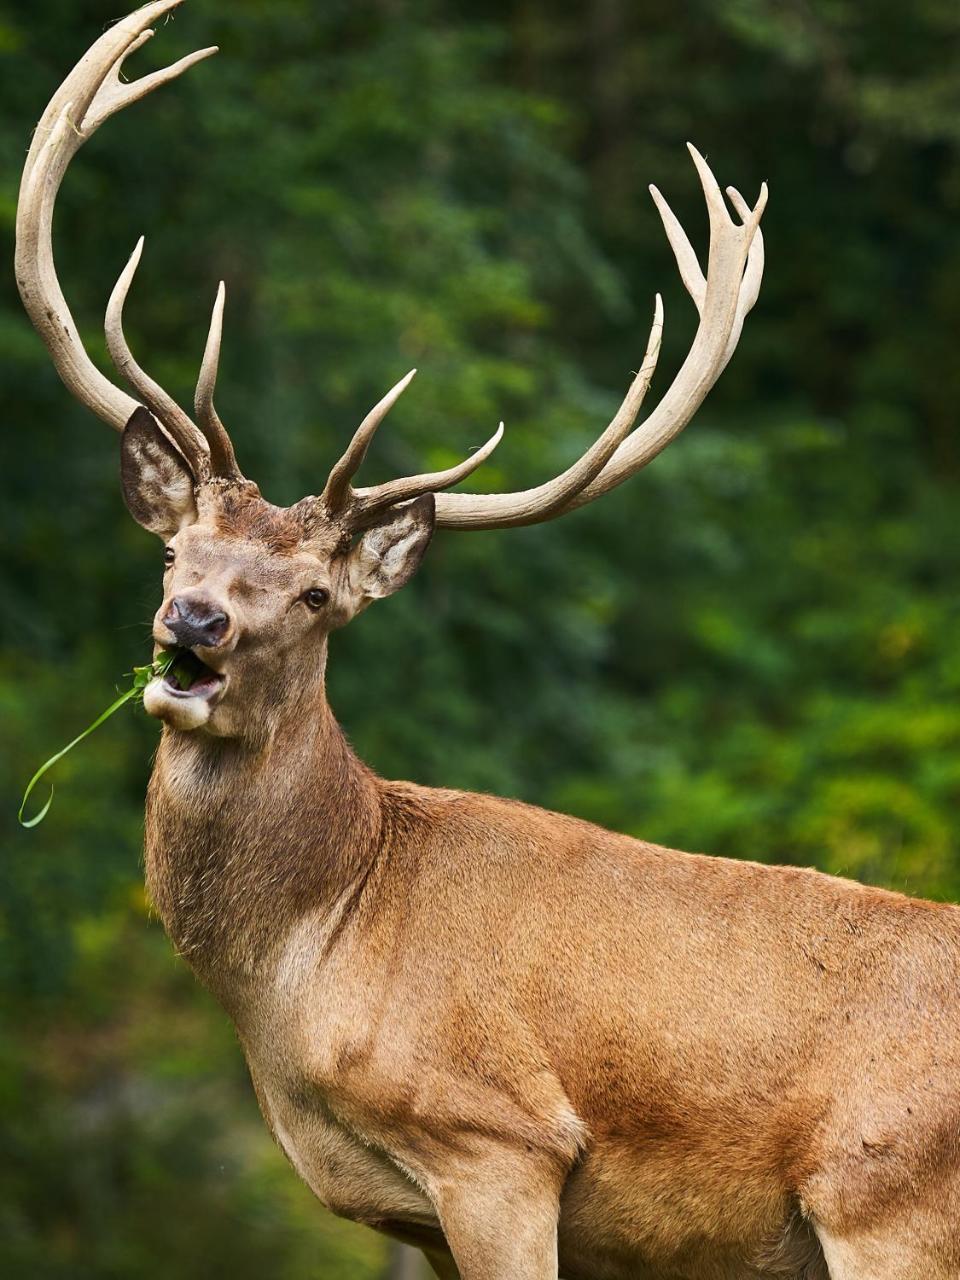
[343,494,435,611]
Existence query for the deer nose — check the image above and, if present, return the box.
[163,596,231,649]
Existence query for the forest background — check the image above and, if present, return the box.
[2,1,959,1275]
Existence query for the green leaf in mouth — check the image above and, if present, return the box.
[164,649,209,692]
[17,649,178,829]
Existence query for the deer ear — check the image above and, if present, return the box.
[344,494,435,610]
[120,407,198,538]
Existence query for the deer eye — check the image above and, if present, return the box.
[304,588,329,611]
[163,547,175,567]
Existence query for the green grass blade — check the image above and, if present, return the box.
[18,650,177,828]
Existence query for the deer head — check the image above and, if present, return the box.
[16,0,766,744]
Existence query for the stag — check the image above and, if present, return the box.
[17,4,960,1278]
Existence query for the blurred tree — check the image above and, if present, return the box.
[386,1243,428,1279]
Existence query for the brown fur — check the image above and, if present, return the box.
[212,483,307,551]
[121,444,960,1280]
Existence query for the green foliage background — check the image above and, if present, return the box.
[1,0,959,1274]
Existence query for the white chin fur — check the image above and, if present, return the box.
[143,677,213,731]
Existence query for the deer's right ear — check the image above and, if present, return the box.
[120,407,198,538]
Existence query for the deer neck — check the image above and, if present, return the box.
[144,674,382,1001]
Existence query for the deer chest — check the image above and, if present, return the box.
[231,915,441,1231]
[255,1078,438,1229]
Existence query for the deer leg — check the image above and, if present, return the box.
[433,1150,563,1280]
[810,1148,960,1280]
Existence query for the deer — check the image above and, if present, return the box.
[16,3,960,1279]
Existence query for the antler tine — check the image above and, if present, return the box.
[432,147,767,530]
[15,0,219,435]
[726,186,765,317]
[86,41,219,137]
[686,142,735,234]
[649,182,705,309]
[321,370,418,514]
[352,423,506,524]
[195,282,243,480]
[106,238,211,477]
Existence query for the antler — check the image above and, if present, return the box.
[15,0,237,479]
[319,146,765,532]
[195,282,243,480]
[430,146,766,530]
[105,235,210,468]
[320,300,665,528]
[319,368,512,527]
[19,4,766,524]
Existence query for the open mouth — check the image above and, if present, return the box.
[143,647,227,732]
[160,647,226,701]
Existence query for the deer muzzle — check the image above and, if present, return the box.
[163,595,232,650]
[145,595,233,731]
